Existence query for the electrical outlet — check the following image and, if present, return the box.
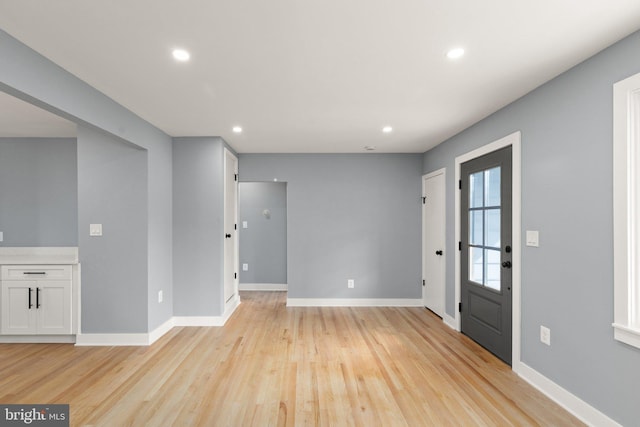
[89,223,103,236]
[540,325,551,346]
[158,290,163,303]
[242,263,249,271]
[347,279,355,289]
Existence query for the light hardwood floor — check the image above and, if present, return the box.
[0,291,583,426]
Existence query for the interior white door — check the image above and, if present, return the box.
[223,148,239,305]
[422,170,446,317]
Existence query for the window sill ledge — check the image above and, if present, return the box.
[613,323,640,350]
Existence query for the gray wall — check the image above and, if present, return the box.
[173,137,237,317]
[0,29,174,333]
[239,154,422,299]
[0,138,77,247]
[239,182,287,284]
[78,126,148,333]
[422,30,640,426]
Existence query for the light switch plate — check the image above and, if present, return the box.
[242,263,249,271]
[89,223,103,237]
[242,221,248,229]
[540,325,551,346]
[526,230,539,247]
[0,231,3,242]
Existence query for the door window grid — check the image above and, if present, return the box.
[468,167,501,291]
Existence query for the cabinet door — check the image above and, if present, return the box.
[36,281,72,335]
[1,281,37,334]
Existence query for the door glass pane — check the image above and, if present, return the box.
[484,167,501,207]
[485,249,501,291]
[485,208,500,248]
[470,171,484,208]
[470,210,483,245]
[469,246,484,284]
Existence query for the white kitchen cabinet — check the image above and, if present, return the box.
[1,265,72,335]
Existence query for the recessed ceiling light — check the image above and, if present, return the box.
[382,126,393,133]
[232,126,242,133]
[446,47,465,60]
[172,48,190,62]
[364,146,376,151]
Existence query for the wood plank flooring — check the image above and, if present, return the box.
[0,291,583,426]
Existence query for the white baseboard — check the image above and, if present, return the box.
[76,297,243,346]
[239,283,287,291]
[149,317,175,345]
[516,362,621,427]
[75,333,150,346]
[286,298,423,307]
[443,313,458,330]
[0,335,76,344]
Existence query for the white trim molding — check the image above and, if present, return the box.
[517,363,621,427]
[613,71,640,350]
[454,131,522,369]
[75,333,150,346]
[286,298,423,307]
[239,283,288,291]
[148,317,175,345]
[443,314,457,330]
[76,297,242,346]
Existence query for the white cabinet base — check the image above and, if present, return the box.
[1,265,74,336]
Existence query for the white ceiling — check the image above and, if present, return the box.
[1,0,640,152]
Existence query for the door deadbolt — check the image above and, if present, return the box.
[435,250,443,256]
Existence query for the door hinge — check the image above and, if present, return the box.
[234,173,238,181]
[422,196,426,204]
[422,279,425,287]
[234,272,237,279]
[458,241,462,251]
[458,179,462,190]
[234,223,237,230]
[459,302,462,313]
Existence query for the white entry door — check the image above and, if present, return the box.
[223,148,239,305]
[422,169,446,317]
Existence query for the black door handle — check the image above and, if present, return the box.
[36,287,41,309]
[225,233,232,239]
[28,287,33,309]
[502,261,512,268]
[435,250,443,256]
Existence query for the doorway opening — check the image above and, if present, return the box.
[238,182,288,291]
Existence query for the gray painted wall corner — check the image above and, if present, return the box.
[77,125,148,333]
[172,137,227,317]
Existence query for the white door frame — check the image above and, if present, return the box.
[454,131,522,371]
[422,167,446,317]
[223,147,239,308]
